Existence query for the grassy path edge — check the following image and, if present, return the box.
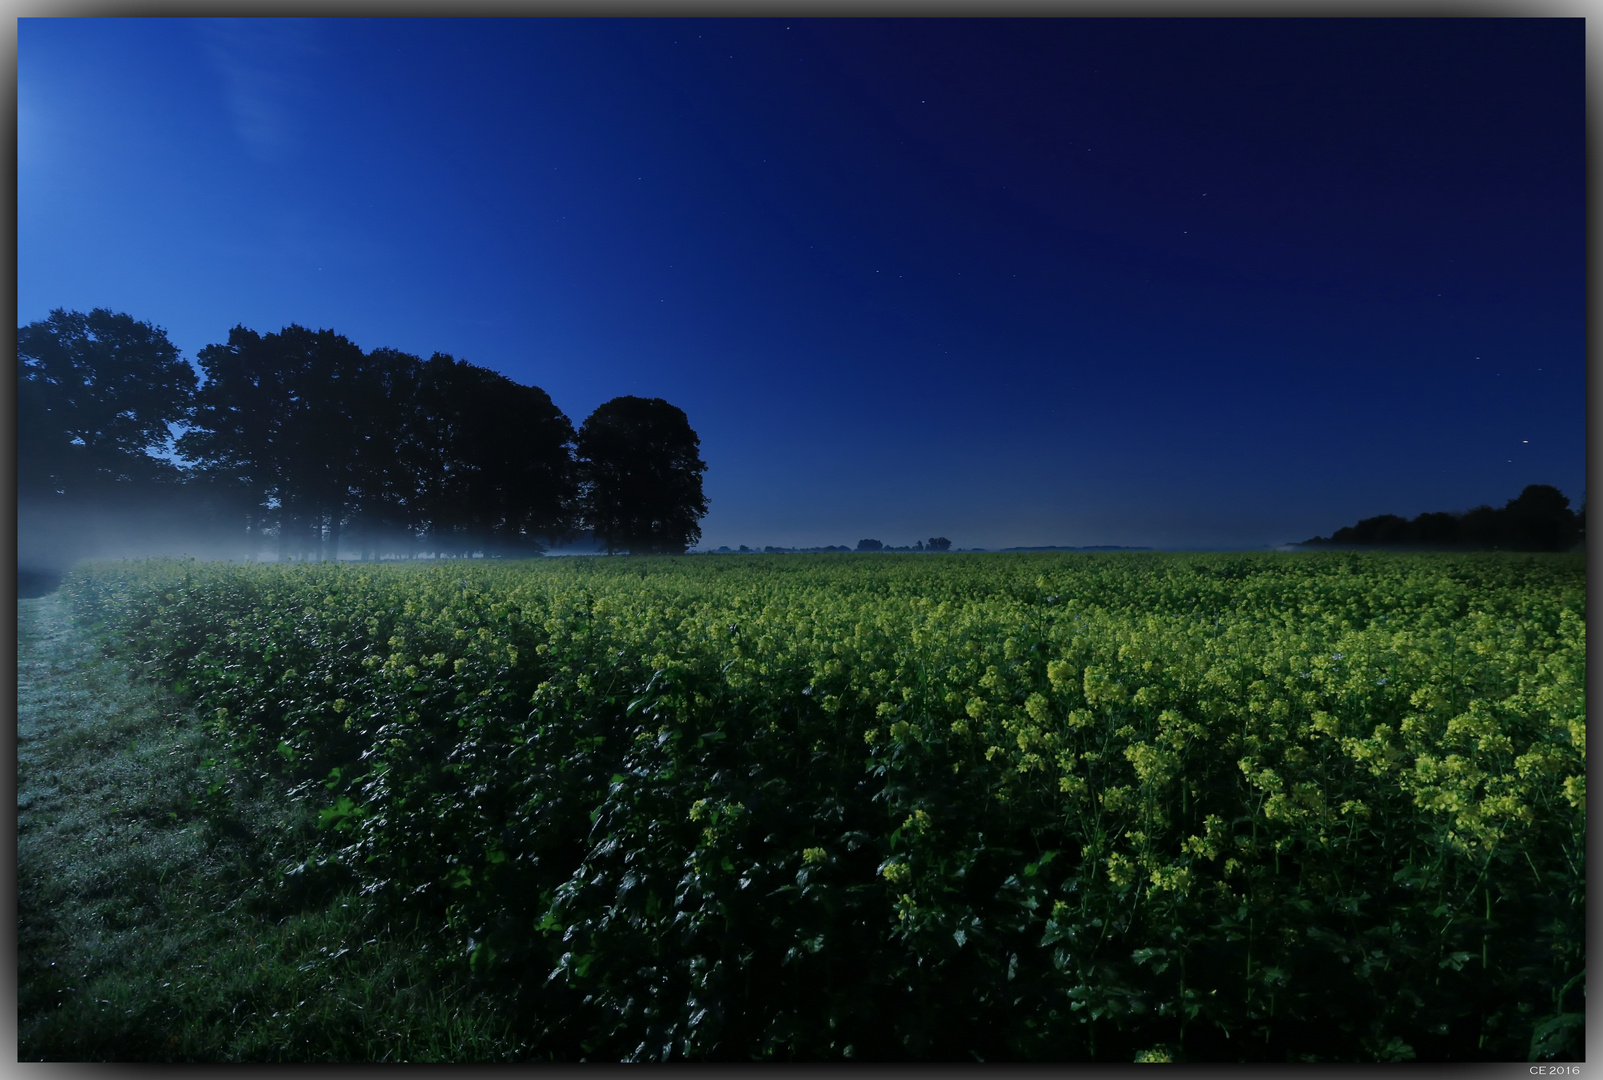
[17,593,524,1062]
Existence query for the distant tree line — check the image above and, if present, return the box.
[709,538,954,554]
[19,309,708,560]
[1301,484,1583,552]
[706,538,954,555]
[852,537,952,553]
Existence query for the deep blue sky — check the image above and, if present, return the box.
[18,18,1584,550]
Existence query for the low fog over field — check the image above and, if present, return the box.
[18,499,271,596]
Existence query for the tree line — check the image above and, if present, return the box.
[713,538,954,554]
[852,537,952,553]
[18,309,709,561]
[1301,484,1584,552]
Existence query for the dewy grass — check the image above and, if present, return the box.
[17,593,525,1062]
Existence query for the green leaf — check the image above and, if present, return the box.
[317,796,358,829]
[1529,1013,1584,1061]
[469,941,496,971]
[1132,947,1171,973]
[1377,1037,1416,1062]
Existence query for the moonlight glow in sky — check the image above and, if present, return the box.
[17,17,1584,550]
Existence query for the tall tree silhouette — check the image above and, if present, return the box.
[576,396,708,555]
[411,353,577,557]
[1503,484,1580,551]
[18,308,195,501]
[343,347,428,560]
[179,324,374,560]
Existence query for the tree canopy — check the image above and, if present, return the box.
[410,353,577,558]
[18,308,195,500]
[179,324,375,560]
[576,396,709,555]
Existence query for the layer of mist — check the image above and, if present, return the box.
[18,500,274,597]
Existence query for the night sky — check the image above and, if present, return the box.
[17,18,1584,551]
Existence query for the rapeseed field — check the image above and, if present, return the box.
[58,551,1584,1061]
